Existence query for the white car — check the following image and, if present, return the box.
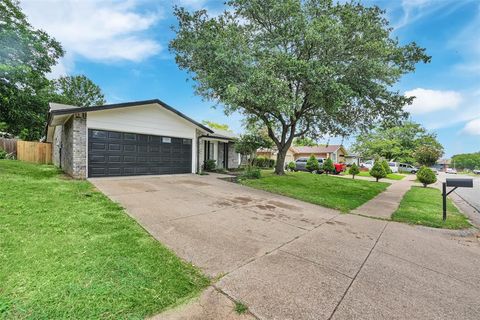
[446,168,457,174]
[360,160,374,170]
[429,167,439,175]
[398,163,418,174]
[388,162,399,173]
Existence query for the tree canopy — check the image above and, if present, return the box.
[201,120,231,131]
[451,152,480,170]
[170,0,430,174]
[52,75,106,107]
[0,0,64,140]
[0,1,106,140]
[352,121,443,164]
[293,137,317,147]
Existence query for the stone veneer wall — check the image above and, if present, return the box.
[52,126,62,167]
[228,142,239,169]
[59,113,87,179]
[196,129,204,173]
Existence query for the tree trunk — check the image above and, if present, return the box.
[274,147,288,175]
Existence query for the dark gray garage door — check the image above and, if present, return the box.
[88,129,192,177]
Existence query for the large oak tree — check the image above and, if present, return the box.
[170,0,430,174]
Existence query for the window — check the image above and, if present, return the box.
[183,139,191,145]
[162,137,171,143]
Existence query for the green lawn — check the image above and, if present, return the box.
[240,171,390,212]
[392,186,471,229]
[356,171,406,180]
[0,160,209,319]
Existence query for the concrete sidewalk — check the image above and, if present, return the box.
[351,175,417,219]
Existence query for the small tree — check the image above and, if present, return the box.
[287,161,296,172]
[323,158,335,175]
[235,133,273,165]
[416,166,437,187]
[381,160,392,174]
[349,163,360,179]
[414,145,443,167]
[306,155,319,173]
[370,162,387,182]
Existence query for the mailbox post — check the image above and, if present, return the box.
[442,178,473,221]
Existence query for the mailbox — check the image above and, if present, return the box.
[442,178,474,221]
[446,178,473,188]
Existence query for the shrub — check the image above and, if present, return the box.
[253,157,275,168]
[306,154,319,172]
[416,166,437,187]
[381,160,392,174]
[240,166,261,179]
[370,162,387,182]
[0,148,7,159]
[287,161,296,171]
[323,158,335,174]
[348,163,360,179]
[202,159,216,171]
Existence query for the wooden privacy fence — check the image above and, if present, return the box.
[16,140,52,164]
[0,138,17,156]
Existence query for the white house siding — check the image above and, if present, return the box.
[87,103,200,173]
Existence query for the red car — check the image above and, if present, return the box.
[334,163,346,174]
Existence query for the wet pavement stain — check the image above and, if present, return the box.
[256,204,276,211]
[267,200,301,211]
[231,196,253,205]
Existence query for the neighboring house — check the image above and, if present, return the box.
[256,147,296,164]
[292,145,348,162]
[45,99,241,179]
[344,154,360,166]
[435,158,451,172]
[256,144,348,165]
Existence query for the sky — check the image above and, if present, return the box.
[19,0,480,157]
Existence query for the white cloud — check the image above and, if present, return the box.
[404,88,462,114]
[176,0,208,9]
[463,118,480,135]
[393,0,452,29]
[20,0,163,74]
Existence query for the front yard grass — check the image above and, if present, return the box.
[0,160,209,319]
[392,186,471,229]
[240,171,389,212]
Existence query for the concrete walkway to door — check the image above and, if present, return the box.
[91,174,480,320]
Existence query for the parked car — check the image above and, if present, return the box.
[360,160,374,170]
[473,169,480,175]
[294,157,325,173]
[429,167,439,175]
[398,163,418,174]
[446,168,457,174]
[388,162,399,173]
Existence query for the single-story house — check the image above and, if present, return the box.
[291,145,347,162]
[45,99,241,179]
[256,147,296,165]
[435,158,451,172]
[257,144,348,165]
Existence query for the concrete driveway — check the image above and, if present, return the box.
[91,174,480,320]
